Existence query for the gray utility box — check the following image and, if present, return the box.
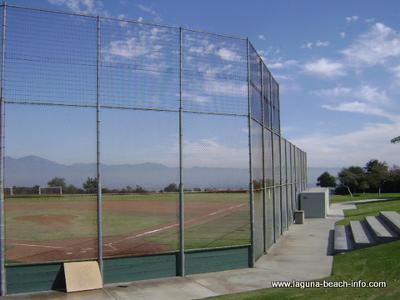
[299,188,329,218]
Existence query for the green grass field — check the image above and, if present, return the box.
[330,193,400,203]
[5,192,250,264]
[336,199,400,226]
[212,240,400,300]
[211,199,400,299]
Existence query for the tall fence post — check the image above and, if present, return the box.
[246,39,255,267]
[260,61,266,254]
[96,16,103,278]
[178,27,185,277]
[0,2,6,295]
[269,74,276,243]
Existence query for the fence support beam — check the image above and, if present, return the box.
[178,27,185,277]
[96,16,103,278]
[0,2,6,296]
[260,61,266,254]
[246,39,255,268]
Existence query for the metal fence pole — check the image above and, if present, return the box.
[279,140,282,234]
[96,16,103,278]
[178,27,185,277]
[270,78,276,243]
[260,62,266,254]
[305,152,308,188]
[0,2,6,295]
[246,39,255,267]
[293,147,300,210]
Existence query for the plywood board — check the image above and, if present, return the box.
[64,261,103,292]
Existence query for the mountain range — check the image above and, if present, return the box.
[4,155,342,190]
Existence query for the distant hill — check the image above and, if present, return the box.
[4,156,249,190]
[5,155,343,190]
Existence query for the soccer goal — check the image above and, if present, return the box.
[4,187,13,196]
[38,186,63,195]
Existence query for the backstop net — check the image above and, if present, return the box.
[0,4,307,293]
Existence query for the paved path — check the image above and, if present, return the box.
[329,202,356,217]
[5,217,338,300]
[328,198,396,217]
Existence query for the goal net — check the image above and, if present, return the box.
[39,186,63,195]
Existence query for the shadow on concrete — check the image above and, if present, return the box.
[326,229,335,256]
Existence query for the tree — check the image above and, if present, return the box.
[383,166,400,192]
[64,184,80,194]
[337,166,369,196]
[48,177,66,189]
[133,185,146,193]
[317,172,336,188]
[83,177,98,193]
[365,159,389,195]
[391,136,400,144]
[253,179,263,190]
[163,183,179,192]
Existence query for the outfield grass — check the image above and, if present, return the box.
[5,192,250,263]
[212,240,400,300]
[330,193,400,203]
[336,199,400,226]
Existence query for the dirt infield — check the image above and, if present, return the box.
[6,195,249,264]
[15,214,75,226]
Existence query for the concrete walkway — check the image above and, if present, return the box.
[5,216,338,300]
[328,198,396,217]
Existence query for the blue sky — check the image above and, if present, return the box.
[5,0,400,169]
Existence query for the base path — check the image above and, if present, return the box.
[4,216,338,300]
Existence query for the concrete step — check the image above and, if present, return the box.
[334,225,352,253]
[350,220,375,248]
[379,211,400,234]
[365,216,397,242]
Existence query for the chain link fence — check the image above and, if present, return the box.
[0,4,307,295]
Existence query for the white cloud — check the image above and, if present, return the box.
[340,32,346,38]
[315,40,329,47]
[302,40,330,49]
[257,50,266,62]
[268,59,298,70]
[301,42,313,49]
[390,64,400,83]
[107,37,147,59]
[322,101,391,118]
[365,18,376,23]
[103,27,171,65]
[315,85,392,120]
[216,48,242,62]
[341,22,400,66]
[273,74,291,81]
[48,0,105,15]
[188,40,215,55]
[303,58,346,77]
[137,4,155,14]
[346,15,359,23]
[204,80,247,97]
[292,122,400,167]
[186,37,244,63]
[197,63,233,80]
[312,86,352,97]
[313,85,388,103]
[137,4,162,22]
[357,85,389,104]
[183,92,211,104]
[258,34,266,41]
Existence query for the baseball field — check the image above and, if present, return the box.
[5,192,250,265]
